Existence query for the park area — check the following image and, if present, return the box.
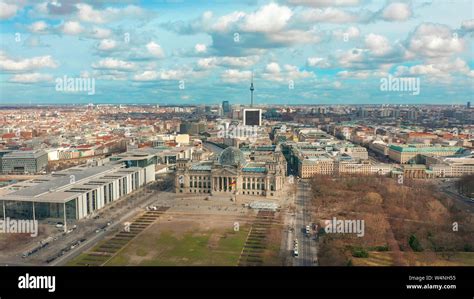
[105,222,250,266]
[310,175,474,266]
[68,207,283,266]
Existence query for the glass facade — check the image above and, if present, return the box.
[0,200,68,221]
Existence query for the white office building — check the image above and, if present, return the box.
[0,163,155,225]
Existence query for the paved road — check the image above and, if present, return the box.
[438,182,474,213]
[293,180,317,266]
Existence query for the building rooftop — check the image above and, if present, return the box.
[242,167,267,173]
[218,146,246,167]
[189,164,212,171]
[0,164,124,203]
[1,149,47,159]
[389,145,463,153]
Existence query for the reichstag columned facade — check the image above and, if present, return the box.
[175,146,287,198]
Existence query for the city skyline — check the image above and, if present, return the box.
[0,0,473,105]
[0,1,473,295]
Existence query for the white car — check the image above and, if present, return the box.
[293,249,299,257]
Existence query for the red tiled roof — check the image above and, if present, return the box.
[408,132,436,138]
[1,133,16,139]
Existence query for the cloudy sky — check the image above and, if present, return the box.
[0,0,473,105]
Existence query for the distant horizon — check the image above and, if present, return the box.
[0,102,471,107]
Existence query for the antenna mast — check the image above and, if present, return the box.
[250,71,255,107]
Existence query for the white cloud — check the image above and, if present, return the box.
[287,0,360,7]
[338,48,366,67]
[90,27,112,39]
[301,8,358,23]
[77,3,106,24]
[382,2,412,22]
[337,70,368,79]
[62,21,84,35]
[0,52,58,72]
[461,19,474,31]
[97,39,117,51]
[133,68,201,81]
[133,70,159,81]
[159,69,188,80]
[92,70,129,81]
[9,73,53,83]
[221,69,252,83]
[172,4,290,38]
[197,57,217,69]
[268,29,322,44]
[76,4,146,24]
[332,26,360,40]
[408,23,465,58]
[0,1,18,20]
[197,56,259,69]
[266,62,281,74]
[365,33,391,56]
[211,11,245,32]
[92,58,136,71]
[146,42,165,58]
[221,56,258,68]
[240,3,293,33]
[28,21,48,33]
[262,63,314,82]
[395,58,471,77]
[307,57,330,68]
[283,64,314,79]
[195,44,207,53]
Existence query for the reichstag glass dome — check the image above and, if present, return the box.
[218,147,246,166]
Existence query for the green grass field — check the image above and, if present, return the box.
[103,226,250,266]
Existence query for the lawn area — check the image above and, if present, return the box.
[66,238,115,266]
[104,226,250,266]
[66,253,110,266]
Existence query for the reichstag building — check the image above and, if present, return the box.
[175,146,287,198]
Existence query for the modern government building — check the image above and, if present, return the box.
[175,145,287,198]
[0,151,156,227]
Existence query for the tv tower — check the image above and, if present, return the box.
[250,71,255,107]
